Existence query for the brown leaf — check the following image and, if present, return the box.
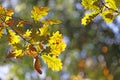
[29,44,37,52]
[25,44,38,57]
[6,51,23,59]
[25,50,37,57]
[33,56,42,74]
[6,19,14,25]
[6,51,15,58]
[39,43,44,50]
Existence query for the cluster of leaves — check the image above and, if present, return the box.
[81,0,120,25]
[0,5,66,74]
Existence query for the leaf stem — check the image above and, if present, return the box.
[101,2,119,13]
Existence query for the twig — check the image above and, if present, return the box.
[101,2,119,13]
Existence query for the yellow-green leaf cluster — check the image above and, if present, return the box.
[81,0,120,25]
[39,24,49,36]
[8,30,20,45]
[0,5,14,38]
[100,0,120,23]
[48,31,66,56]
[5,9,14,21]
[0,5,67,74]
[81,0,101,25]
[81,0,100,10]
[31,6,50,21]
[105,0,120,10]
[23,29,32,38]
[0,5,14,21]
[13,49,23,57]
[41,55,62,71]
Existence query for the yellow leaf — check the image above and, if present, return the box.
[48,31,66,56]
[23,29,32,38]
[0,5,14,21]
[81,12,99,25]
[14,49,23,57]
[6,49,23,58]
[8,30,20,44]
[101,10,115,22]
[0,5,5,20]
[39,24,49,36]
[49,31,62,44]
[105,0,119,10]
[5,9,14,21]
[41,54,62,71]
[50,41,66,56]
[31,6,50,21]
[81,0,101,10]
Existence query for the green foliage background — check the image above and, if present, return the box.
[0,0,120,80]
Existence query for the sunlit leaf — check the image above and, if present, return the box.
[41,54,62,71]
[39,24,49,36]
[8,30,20,44]
[81,0,101,10]
[101,10,115,22]
[31,6,50,21]
[48,31,66,56]
[23,29,32,38]
[6,49,23,58]
[5,9,14,21]
[81,11,99,25]
[104,0,120,10]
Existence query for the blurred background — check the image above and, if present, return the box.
[0,0,120,80]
